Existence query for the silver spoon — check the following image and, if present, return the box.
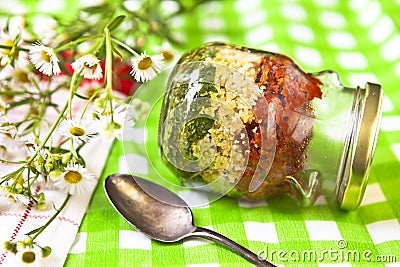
[104,174,276,267]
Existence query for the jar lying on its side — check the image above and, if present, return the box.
[158,42,383,210]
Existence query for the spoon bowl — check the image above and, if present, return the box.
[104,174,275,267]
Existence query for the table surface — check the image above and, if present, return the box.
[3,0,399,266]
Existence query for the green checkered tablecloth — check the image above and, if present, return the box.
[2,0,399,266]
[63,1,400,266]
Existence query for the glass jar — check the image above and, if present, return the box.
[158,42,383,210]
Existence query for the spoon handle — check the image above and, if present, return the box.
[191,227,276,267]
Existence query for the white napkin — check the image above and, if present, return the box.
[0,90,113,267]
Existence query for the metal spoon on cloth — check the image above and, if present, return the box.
[104,174,276,267]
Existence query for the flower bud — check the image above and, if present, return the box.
[41,246,52,257]
[62,154,71,165]
[3,241,17,254]
[15,184,23,194]
[44,162,53,172]
[36,165,43,173]
[49,170,61,179]
[94,96,106,110]
[36,193,47,211]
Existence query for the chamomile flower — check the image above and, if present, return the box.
[0,28,29,78]
[97,104,134,140]
[28,42,60,76]
[14,243,42,266]
[0,114,22,149]
[1,189,31,206]
[58,119,100,143]
[0,114,17,137]
[2,66,36,93]
[17,248,37,266]
[53,164,95,195]
[156,42,177,64]
[71,54,103,80]
[0,96,7,113]
[130,51,164,82]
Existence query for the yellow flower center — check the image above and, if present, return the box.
[84,86,98,98]
[84,62,97,70]
[2,88,14,102]
[15,69,29,83]
[64,170,82,184]
[41,50,51,62]
[4,40,13,55]
[15,173,24,185]
[69,126,86,136]
[138,56,152,70]
[161,50,174,61]
[3,40,19,58]
[21,251,36,264]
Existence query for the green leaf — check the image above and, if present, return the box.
[56,35,97,51]
[112,43,123,58]
[106,15,126,32]
[82,4,109,13]
[8,98,35,109]
[25,226,43,236]
[13,31,21,45]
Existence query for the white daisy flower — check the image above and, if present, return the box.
[130,51,164,82]
[0,114,23,149]
[53,164,95,195]
[157,42,177,64]
[71,54,103,80]
[28,42,60,76]
[0,29,29,78]
[14,244,41,266]
[2,66,35,93]
[58,119,100,143]
[0,96,7,112]
[0,114,17,138]
[4,191,31,206]
[98,104,134,140]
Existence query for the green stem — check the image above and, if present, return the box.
[104,28,113,94]
[31,194,72,242]
[85,38,105,56]
[54,36,101,52]
[111,37,140,57]
[69,138,79,160]
[0,90,34,95]
[68,72,82,119]
[79,87,103,120]
[0,158,26,164]
[108,97,114,123]
[25,101,68,167]
[0,44,29,52]
[0,168,23,185]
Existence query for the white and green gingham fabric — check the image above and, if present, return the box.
[64,1,400,266]
[2,0,400,266]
